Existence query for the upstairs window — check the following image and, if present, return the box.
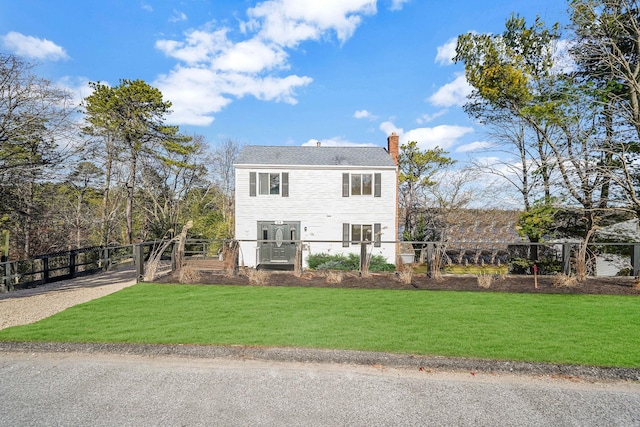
[351,174,372,196]
[259,173,279,195]
[250,172,289,197]
[343,173,381,197]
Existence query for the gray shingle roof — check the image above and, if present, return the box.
[235,145,396,167]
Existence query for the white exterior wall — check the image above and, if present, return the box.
[235,165,397,268]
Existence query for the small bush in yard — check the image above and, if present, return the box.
[307,253,351,270]
[368,255,396,272]
[316,260,352,271]
[307,253,394,272]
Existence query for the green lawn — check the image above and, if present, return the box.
[1,283,639,367]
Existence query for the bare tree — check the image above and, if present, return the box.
[570,0,640,216]
[138,136,208,240]
[0,54,80,257]
[0,54,78,175]
[208,138,241,237]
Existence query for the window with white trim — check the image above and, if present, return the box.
[259,173,279,195]
[351,224,372,243]
[343,223,381,247]
[342,173,381,197]
[250,172,289,197]
[351,174,372,195]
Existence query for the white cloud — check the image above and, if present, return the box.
[156,29,231,65]
[403,125,473,150]
[354,109,371,119]
[435,37,457,65]
[212,39,288,73]
[379,121,401,137]
[380,121,473,150]
[220,73,313,103]
[428,74,472,107]
[302,136,375,147]
[389,0,411,11]
[141,2,153,12]
[56,76,93,108]
[155,65,312,125]
[155,0,379,126]
[354,109,378,120]
[170,9,188,23]
[552,39,576,74]
[416,109,447,124]
[155,67,233,126]
[246,0,377,47]
[456,140,493,153]
[1,32,69,61]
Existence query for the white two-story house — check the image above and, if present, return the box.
[234,133,400,268]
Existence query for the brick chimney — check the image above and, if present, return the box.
[387,132,400,266]
[387,132,399,165]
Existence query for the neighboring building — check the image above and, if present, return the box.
[234,134,400,268]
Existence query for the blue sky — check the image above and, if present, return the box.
[0,0,567,162]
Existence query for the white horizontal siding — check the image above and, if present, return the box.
[235,166,397,267]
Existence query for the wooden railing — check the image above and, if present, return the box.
[1,245,134,292]
[3,239,640,292]
[0,239,228,292]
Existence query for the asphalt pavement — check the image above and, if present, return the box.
[1,349,639,426]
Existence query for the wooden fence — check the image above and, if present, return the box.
[3,239,640,292]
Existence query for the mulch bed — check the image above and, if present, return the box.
[156,270,640,296]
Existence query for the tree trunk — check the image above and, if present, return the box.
[100,136,114,246]
[76,191,82,249]
[126,147,137,244]
[529,237,539,264]
[598,99,614,209]
[23,179,34,257]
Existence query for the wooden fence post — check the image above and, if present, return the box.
[562,243,571,275]
[102,247,110,271]
[69,252,76,279]
[43,257,50,283]
[426,243,434,277]
[5,262,13,291]
[171,242,177,272]
[632,244,640,277]
[1,261,7,292]
[135,244,145,282]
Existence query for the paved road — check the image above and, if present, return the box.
[1,351,639,426]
